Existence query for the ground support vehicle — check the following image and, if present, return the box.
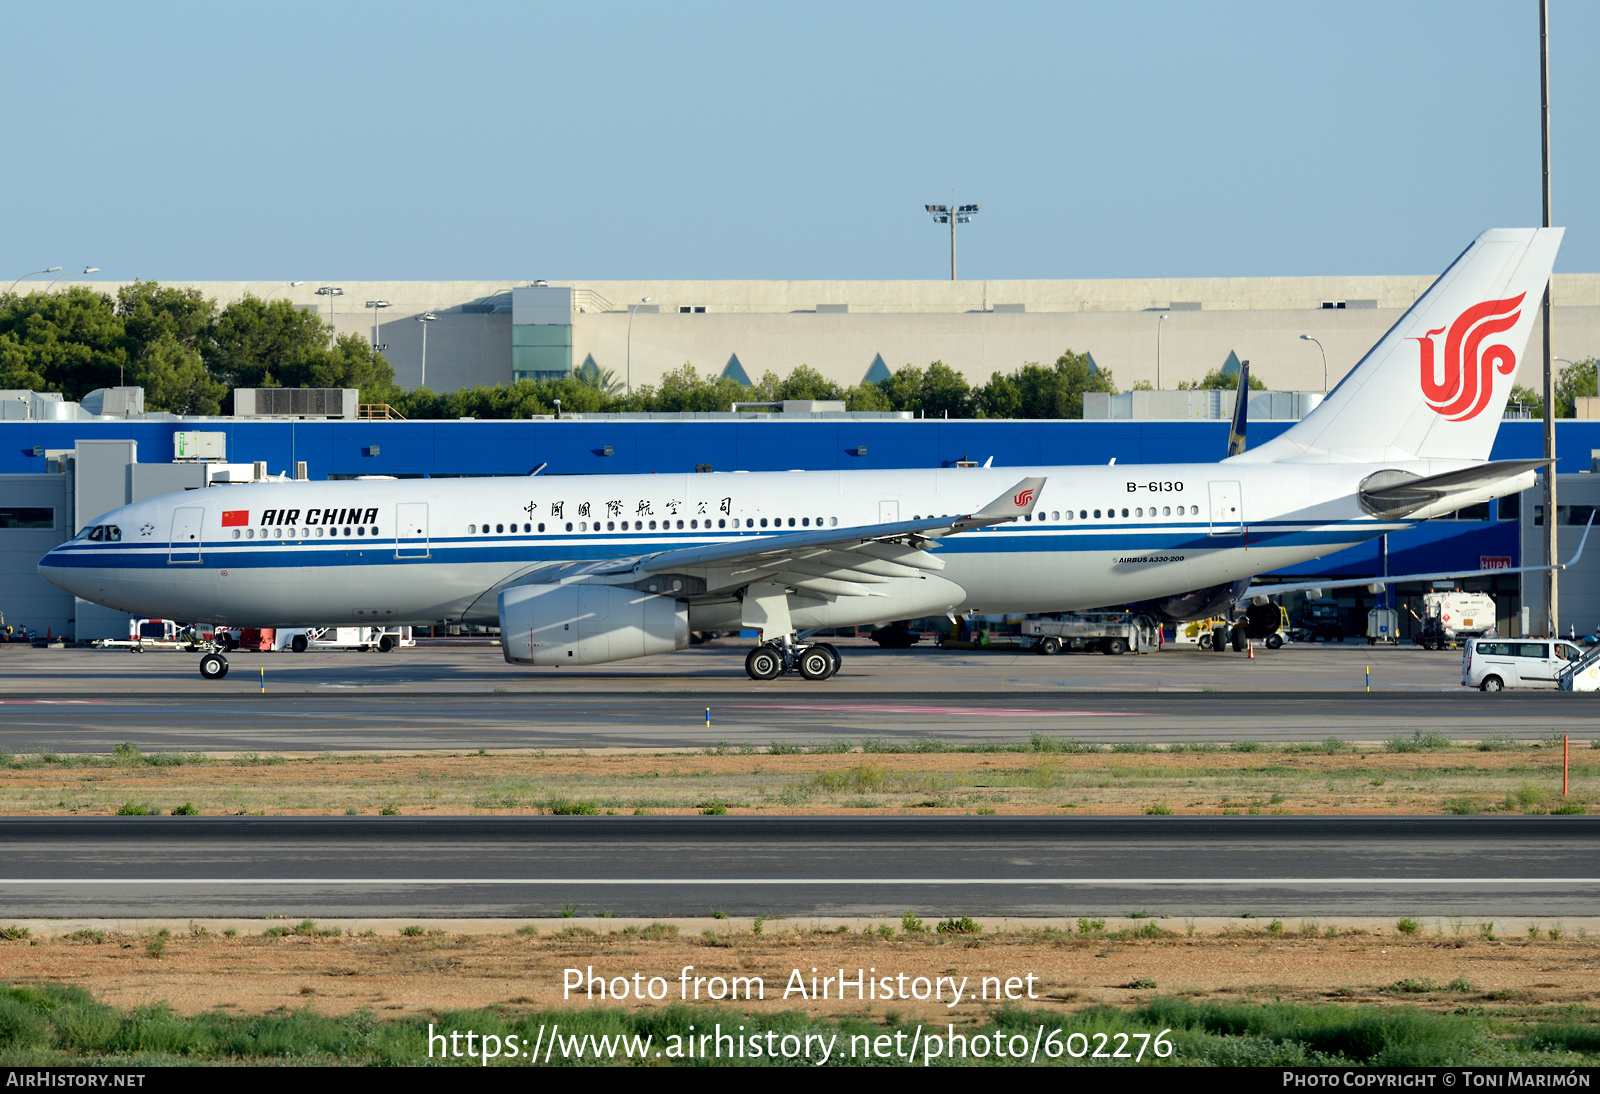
[1022,612,1157,656]
[1559,643,1600,690]
[1301,598,1346,643]
[1367,609,1400,646]
[869,623,922,648]
[1171,616,1230,650]
[277,626,414,654]
[94,619,214,653]
[1416,591,1495,650]
[1463,637,1583,691]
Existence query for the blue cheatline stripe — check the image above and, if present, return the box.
[43,522,1392,572]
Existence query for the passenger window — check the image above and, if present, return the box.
[538,523,546,532]
[1094,509,1102,519]
[566,522,574,532]
[718,519,726,528]
[829,517,837,527]
[232,529,240,540]
[469,525,476,534]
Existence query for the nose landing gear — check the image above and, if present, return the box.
[199,652,229,680]
[744,638,841,681]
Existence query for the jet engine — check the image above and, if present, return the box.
[1128,579,1251,624]
[499,583,688,666]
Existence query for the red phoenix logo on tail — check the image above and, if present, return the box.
[1013,489,1035,507]
[1415,294,1525,422]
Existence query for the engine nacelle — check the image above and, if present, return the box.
[1127,578,1251,624]
[499,583,688,666]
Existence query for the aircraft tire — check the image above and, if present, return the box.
[798,647,834,680]
[199,653,229,680]
[815,643,841,676]
[745,645,783,681]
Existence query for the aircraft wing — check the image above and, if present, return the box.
[593,476,1046,598]
[1247,512,1593,600]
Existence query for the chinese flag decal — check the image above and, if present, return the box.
[221,511,249,527]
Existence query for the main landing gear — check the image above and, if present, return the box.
[745,638,841,681]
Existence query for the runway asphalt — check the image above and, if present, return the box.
[2,815,1596,919]
[1,642,1596,751]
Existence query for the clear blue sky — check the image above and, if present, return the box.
[5,1,1595,282]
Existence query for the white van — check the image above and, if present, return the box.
[1462,638,1585,691]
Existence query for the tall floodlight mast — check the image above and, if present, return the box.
[924,202,979,280]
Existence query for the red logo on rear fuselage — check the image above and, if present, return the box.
[1414,294,1525,422]
[1013,489,1035,507]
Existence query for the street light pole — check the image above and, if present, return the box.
[8,267,61,293]
[1300,334,1328,391]
[1539,0,1557,638]
[316,286,345,332]
[1155,314,1169,390]
[417,312,437,388]
[625,296,652,396]
[924,202,980,280]
[365,300,391,349]
[46,265,98,291]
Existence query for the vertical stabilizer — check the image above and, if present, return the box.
[1226,360,1250,457]
[1237,228,1563,464]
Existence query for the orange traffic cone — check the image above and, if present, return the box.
[1247,639,1255,660]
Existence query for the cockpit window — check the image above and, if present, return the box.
[83,524,122,542]
[105,525,120,541]
[87,526,103,541]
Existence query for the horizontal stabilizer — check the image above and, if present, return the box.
[1250,512,1593,601]
[1359,458,1549,517]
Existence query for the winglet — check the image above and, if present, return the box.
[1562,511,1595,569]
[952,476,1046,531]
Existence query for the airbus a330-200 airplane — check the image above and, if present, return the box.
[40,228,1575,682]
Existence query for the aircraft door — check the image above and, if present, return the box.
[1207,481,1243,536]
[168,507,204,563]
[395,502,429,558]
[878,500,900,523]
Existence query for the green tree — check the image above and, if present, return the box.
[842,382,892,412]
[775,364,845,402]
[1554,358,1598,418]
[206,295,395,406]
[976,350,1116,419]
[115,282,226,414]
[1178,368,1266,391]
[129,333,226,415]
[647,363,752,412]
[1507,383,1543,418]
[0,287,127,398]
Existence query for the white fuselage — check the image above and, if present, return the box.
[40,462,1433,632]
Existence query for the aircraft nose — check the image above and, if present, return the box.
[37,546,83,596]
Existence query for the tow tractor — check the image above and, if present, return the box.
[277,626,414,654]
[96,619,216,653]
[1022,611,1158,655]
